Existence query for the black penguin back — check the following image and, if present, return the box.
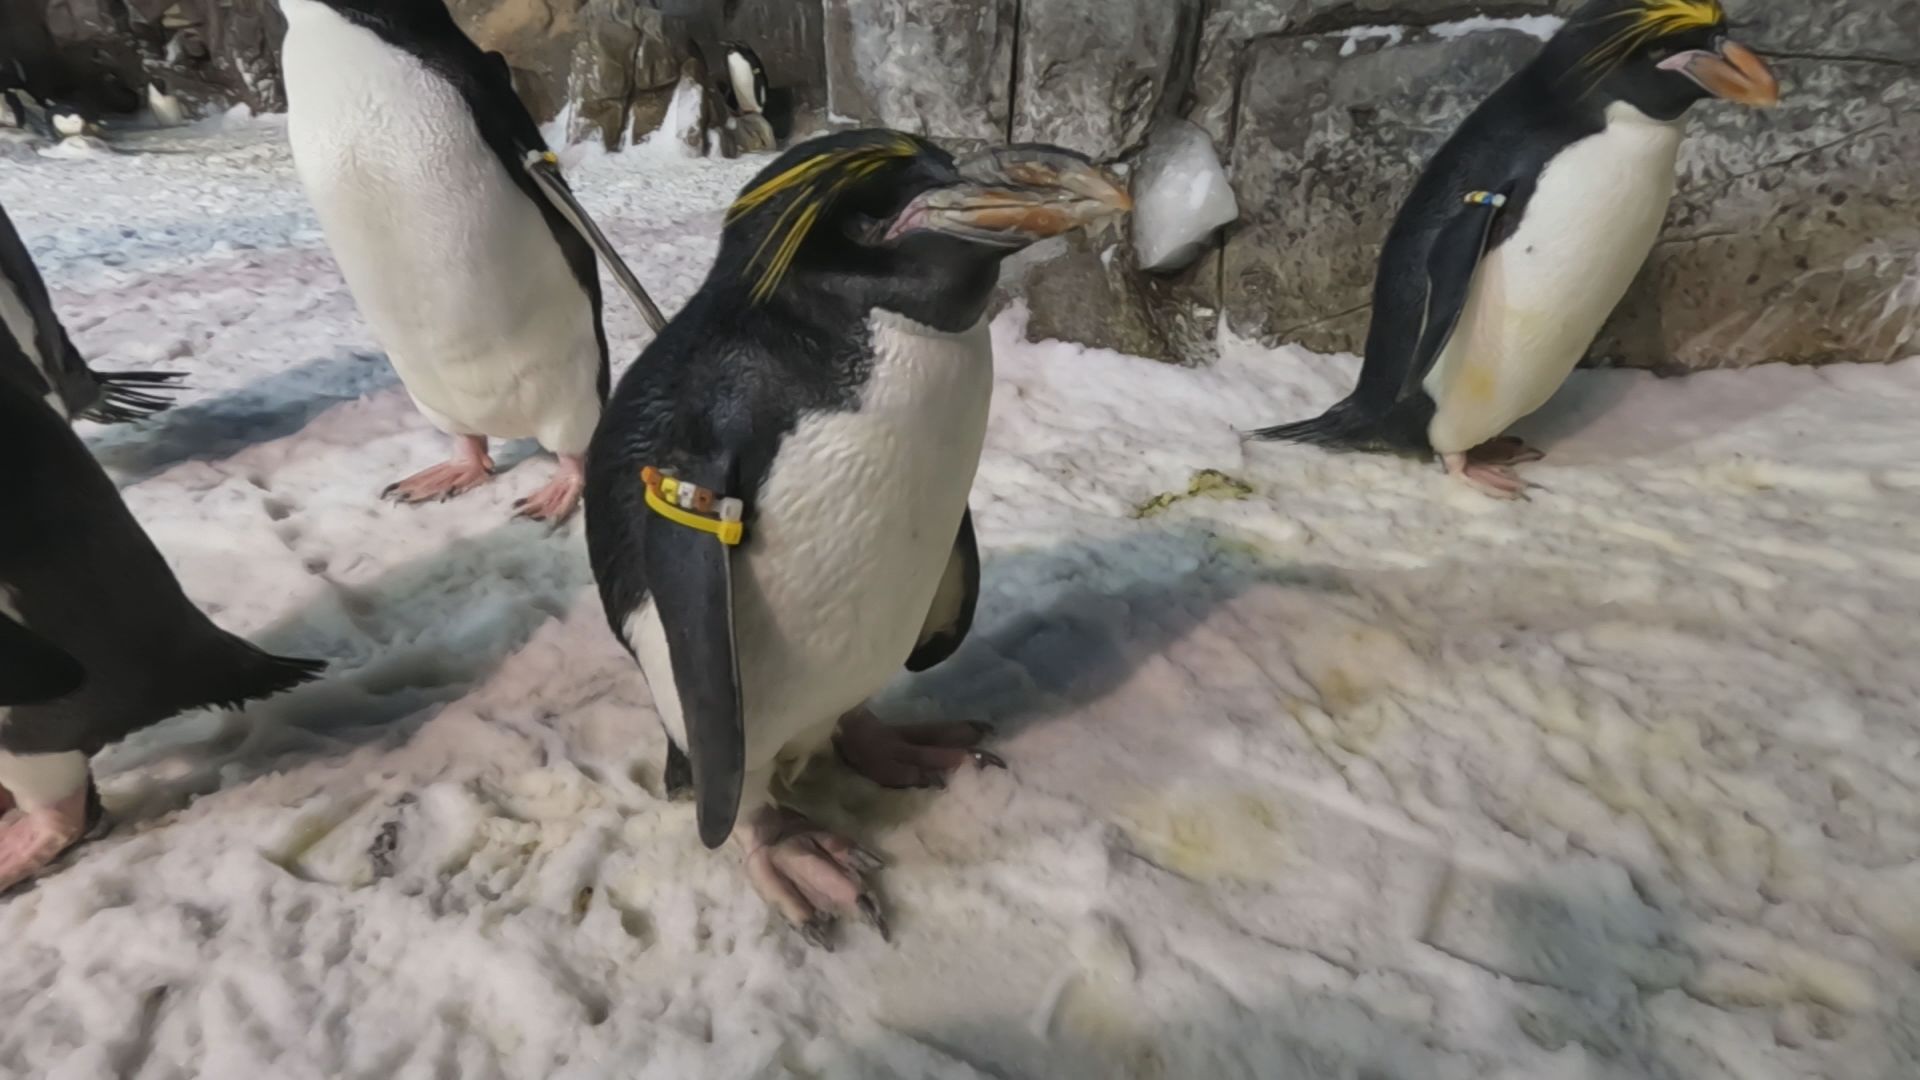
[0,199,182,422]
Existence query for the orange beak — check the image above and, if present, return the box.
[1659,40,1781,108]
[888,145,1132,246]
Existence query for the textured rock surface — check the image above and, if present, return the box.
[1011,0,1204,162]
[822,0,1016,144]
[6,0,1912,369]
[1020,231,1222,366]
[1593,0,1920,367]
[558,1,679,148]
[2,0,285,118]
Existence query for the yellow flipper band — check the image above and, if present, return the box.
[642,467,745,546]
[1464,191,1507,208]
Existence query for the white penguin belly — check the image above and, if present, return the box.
[629,312,994,783]
[281,0,599,452]
[1425,103,1682,454]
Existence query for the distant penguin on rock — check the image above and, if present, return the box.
[1247,0,1779,497]
[586,130,1131,945]
[0,198,182,422]
[0,377,325,892]
[720,41,767,117]
[282,0,611,522]
[147,77,185,127]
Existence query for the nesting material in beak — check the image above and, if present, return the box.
[1659,40,1780,108]
[889,144,1132,246]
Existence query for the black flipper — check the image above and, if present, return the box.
[906,508,980,673]
[0,199,181,424]
[0,613,84,706]
[1399,187,1510,403]
[641,454,746,849]
[82,370,187,423]
[523,153,668,333]
[192,638,326,714]
[1246,185,1511,451]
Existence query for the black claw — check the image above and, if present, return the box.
[926,771,947,791]
[800,916,835,951]
[971,749,1008,771]
[857,895,891,943]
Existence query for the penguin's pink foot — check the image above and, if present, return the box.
[1469,435,1545,466]
[1444,451,1529,500]
[741,806,888,948]
[383,435,493,505]
[513,453,586,524]
[834,708,1006,789]
[0,788,88,893]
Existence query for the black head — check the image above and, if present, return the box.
[1542,0,1780,121]
[714,129,1131,330]
[722,41,763,68]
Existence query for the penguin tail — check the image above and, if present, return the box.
[1243,395,1432,456]
[84,370,185,424]
[199,639,327,712]
[1244,398,1376,448]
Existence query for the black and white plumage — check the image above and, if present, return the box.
[1,88,53,139]
[720,41,768,117]
[0,377,324,892]
[147,77,185,127]
[282,0,609,522]
[1247,0,1779,497]
[0,198,183,423]
[586,130,1129,944]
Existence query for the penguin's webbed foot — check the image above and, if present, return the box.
[1443,451,1531,500]
[834,708,1006,789]
[383,436,494,505]
[0,787,89,894]
[741,806,888,949]
[1468,436,1545,466]
[513,453,586,524]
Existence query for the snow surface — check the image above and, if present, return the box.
[2,119,1919,1080]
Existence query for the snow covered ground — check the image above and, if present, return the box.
[2,117,1918,1080]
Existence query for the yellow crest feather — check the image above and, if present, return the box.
[1577,0,1727,83]
[726,133,921,303]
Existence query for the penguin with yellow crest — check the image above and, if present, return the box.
[585,130,1131,945]
[1249,0,1779,496]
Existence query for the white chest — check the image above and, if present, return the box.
[281,0,595,438]
[629,313,995,772]
[1425,103,1683,452]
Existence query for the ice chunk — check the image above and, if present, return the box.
[1129,119,1239,274]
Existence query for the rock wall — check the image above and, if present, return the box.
[827,0,1920,370]
[3,0,826,150]
[6,0,1911,368]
